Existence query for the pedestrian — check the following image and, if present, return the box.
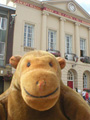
[85,92,89,104]
[82,90,86,100]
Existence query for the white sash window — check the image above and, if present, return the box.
[0,42,5,60]
[83,73,87,88]
[65,34,72,54]
[24,23,34,47]
[48,30,56,50]
[0,17,7,30]
[80,38,86,57]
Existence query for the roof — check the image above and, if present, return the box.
[0,3,16,10]
[40,0,90,18]
[37,0,72,2]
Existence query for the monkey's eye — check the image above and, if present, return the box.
[49,62,53,67]
[27,62,31,67]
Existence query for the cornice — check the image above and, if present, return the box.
[13,0,90,27]
[40,0,72,4]
[42,3,90,22]
[14,0,42,8]
[12,0,90,21]
[45,0,90,19]
[43,5,90,26]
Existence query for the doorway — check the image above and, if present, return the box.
[67,70,74,89]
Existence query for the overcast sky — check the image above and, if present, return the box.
[75,0,90,14]
[0,0,90,14]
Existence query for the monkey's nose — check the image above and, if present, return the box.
[36,80,46,91]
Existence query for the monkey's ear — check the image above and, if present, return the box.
[9,56,22,69]
[56,57,66,69]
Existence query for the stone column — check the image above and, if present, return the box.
[88,28,90,56]
[41,11,49,50]
[75,23,80,60]
[59,17,66,58]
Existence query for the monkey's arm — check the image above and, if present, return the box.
[60,85,90,120]
[0,103,6,120]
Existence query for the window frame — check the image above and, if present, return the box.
[0,42,5,60]
[0,17,7,30]
[67,70,74,81]
[80,38,86,57]
[83,73,87,89]
[24,23,34,48]
[65,34,72,54]
[48,29,56,50]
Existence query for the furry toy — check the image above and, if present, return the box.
[0,50,90,120]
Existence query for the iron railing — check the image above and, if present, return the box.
[65,53,78,62]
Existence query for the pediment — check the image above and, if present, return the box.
[45,0,90,20]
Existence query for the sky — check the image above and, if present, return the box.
[75,0,90,14]
[0,0,90,14]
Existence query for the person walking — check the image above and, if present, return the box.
[85,92,89,104]
[82,90,86,100]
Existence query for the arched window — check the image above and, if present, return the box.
[83,73,87,88]
[67,71,74,89]
[67,71,74,81]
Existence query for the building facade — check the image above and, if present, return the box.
[0,4,15,93]
[7,0,90,93]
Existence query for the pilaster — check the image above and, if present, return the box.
[59,17,66,58]
[88,28,90,56]
[75,22,80,60]
[41,11,49,50]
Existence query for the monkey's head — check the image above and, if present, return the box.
[9,51,66,111]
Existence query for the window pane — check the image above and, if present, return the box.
[83,73,87,88]
[0,42,4,54]
[0,29,6,42]
[67,71,74,81]
[1,18,4,29]
[0,42,5,61]
[0,60,4,66]
[0,17,7,30]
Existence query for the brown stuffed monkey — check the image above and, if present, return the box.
[0,50,90,120]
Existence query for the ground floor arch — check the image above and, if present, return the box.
[67,69,78,90]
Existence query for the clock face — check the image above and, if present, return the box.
[68,3,76,12]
